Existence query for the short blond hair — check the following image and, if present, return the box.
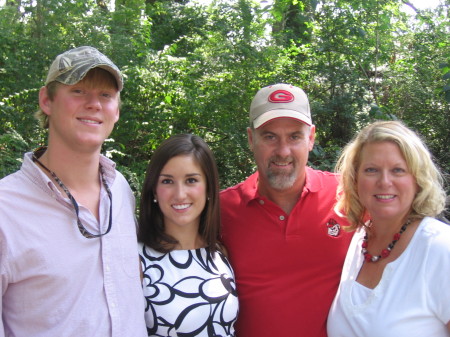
[335,120,447,230]
[35,67,120,129]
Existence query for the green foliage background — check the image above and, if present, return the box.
[1,0,449,202]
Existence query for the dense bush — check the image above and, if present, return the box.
[1,0,448,204]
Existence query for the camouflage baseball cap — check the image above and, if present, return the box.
[45,46,123,91]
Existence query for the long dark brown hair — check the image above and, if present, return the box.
[137,134,222,254]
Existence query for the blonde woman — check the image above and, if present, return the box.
[327,120,449,337]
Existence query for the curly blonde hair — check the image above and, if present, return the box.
[335,120,447,231]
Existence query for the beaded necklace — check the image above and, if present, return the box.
[362,219,412,263]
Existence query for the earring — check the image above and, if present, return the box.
[153,199,157,203]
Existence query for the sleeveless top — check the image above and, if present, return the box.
[139,244,239,336]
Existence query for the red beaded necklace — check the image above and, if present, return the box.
[362,219,412,263]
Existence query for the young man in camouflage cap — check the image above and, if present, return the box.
[0,46,147,336]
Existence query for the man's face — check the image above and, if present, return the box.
[39,77,120,153]
[248,118,315,191]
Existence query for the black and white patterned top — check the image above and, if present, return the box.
[139,243,239,337]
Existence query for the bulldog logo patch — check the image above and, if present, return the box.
[326,218,341,237]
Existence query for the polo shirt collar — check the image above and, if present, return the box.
[303,166,323,193]
[241,167,324,205]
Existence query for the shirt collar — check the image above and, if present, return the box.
[22,152,117,196]
[241,167,324,205]
[99,154,117,186]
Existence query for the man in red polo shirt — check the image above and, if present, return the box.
[220,83,353,337]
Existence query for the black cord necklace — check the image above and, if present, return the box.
[32,147,112,239]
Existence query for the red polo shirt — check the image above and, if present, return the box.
[220,167,353,337]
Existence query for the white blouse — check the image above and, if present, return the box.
[327,217,450,337]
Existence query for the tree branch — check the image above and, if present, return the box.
[402,1,419,13]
